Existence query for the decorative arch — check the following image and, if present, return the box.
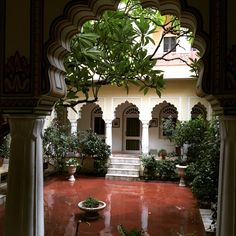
[114,100,138,117]
[191,102,207,119]
[152,100,178,138]
[79,103,100,119]
[45,0,209,102]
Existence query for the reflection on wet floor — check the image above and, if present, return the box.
[43,175,205,236]
[0,175,205,236]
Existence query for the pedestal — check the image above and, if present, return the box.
[176,164,187,187]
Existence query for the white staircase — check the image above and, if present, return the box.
[105,154,140,181]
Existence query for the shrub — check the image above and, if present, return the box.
[156,159,179,181]
[190,118,220,204]
[43,123,78,171]
[140,154,157,180]
[78,129,111,176]
[158,149,167,159]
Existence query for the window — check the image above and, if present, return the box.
[163,37,176,52]
[92,107,105,135]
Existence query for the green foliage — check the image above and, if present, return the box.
[82,196,100,208]
[43,123,79,171]
[163,116,207,147]
[189,118,220,204]
[163,116,220,204]
[140,154,157,180]
[158,148,167,158]
[140,153,179,180]
[117,224,145,236]
[156,159,179,180]
[65,157,81,167]
[63,0,195,107]
[78,129,111,176]
[0,135,10,159]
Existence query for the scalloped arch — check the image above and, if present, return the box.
[78,103,102,120]
[114,101,140,117]
[151,100,178,116]
[46,0,208,96]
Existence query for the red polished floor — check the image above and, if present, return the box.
[0,175,205,236]
[44,175,205,236]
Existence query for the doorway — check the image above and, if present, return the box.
[123,106,141,153]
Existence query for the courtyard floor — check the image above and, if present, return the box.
[0,175,205,236]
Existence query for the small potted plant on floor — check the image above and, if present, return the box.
[65,157,81,182]
[158,148,167,160]
[78,196,106,220]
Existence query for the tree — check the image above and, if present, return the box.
[63,0,196,108]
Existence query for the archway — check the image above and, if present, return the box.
[46,0,209,102]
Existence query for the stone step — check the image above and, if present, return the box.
[109,157,140,164]
[105,173,139,181]
[200,209,216,233]
[106,154,140,181]
[109,163,140,169]
[107,168,139,175]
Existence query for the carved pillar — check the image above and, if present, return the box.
[70,120,78,133]
[217,116,236,236]
[5,115,45,236]
[105,120,112,150]
[141,121,149,154]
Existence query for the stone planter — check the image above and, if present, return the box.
[176,164,188,187]
[67,165,77,182]
[78,200,106,220]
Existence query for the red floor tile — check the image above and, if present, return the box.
[0,175,205,236]
[44,175,205,236]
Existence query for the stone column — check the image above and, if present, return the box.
[5,115,45,236]
[70,120,78,133]
[217,116,236,236]
[105,120,112,150]
[141,121,149,154]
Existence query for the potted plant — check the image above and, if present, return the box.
[65,157,81,181]
[176,164,188,187]
[77,130,111,176]
[158,149,167,160]
[43,122,80,173]
[78,196,106,220]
